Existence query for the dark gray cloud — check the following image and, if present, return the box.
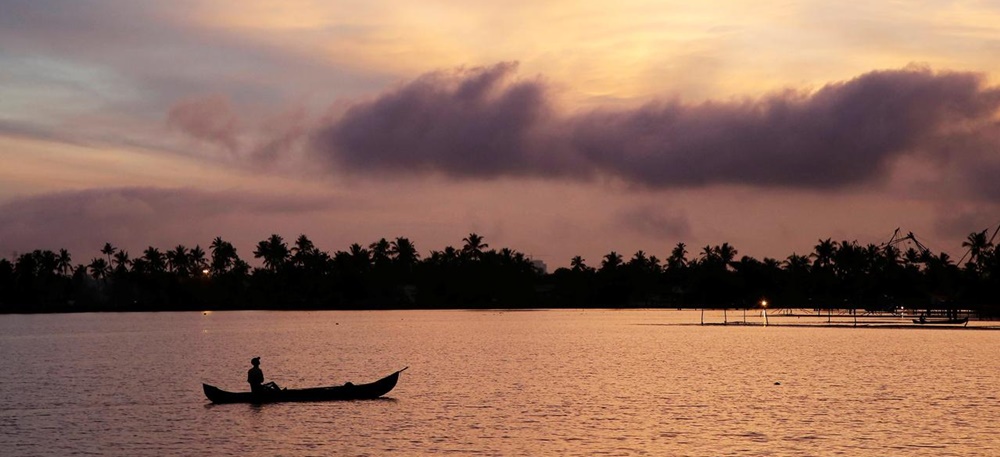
[942,120,1000,200]
[314,62,583,178]
[313,64,1000,193]
[0,187,338,258]
[574,68,999,188]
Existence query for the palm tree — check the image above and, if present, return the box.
[210,236,238,275]
[390,237,419,268]
[812,238,835,269]
[961,229,992,271]
[428,246,460,266]
[254,234,290,272]
[570,256,591,272]
[369,238,392,268]
[699,245,718,267]
[630,250,648,267]
[783,254,810,273]
[31,250,58,277]
[142,247,166,274]
[189,245,208,275]
[716,243,738,269]
[628,250,660,273]
[833,240,863,278]
[903,248,922,269]
[112,250,131,274]
[667,243,687,270]
[101,242,116,264]
[88,258,109,280]
[291,234,317,266]
[57,248,73,276]
[166,245,191,276]
[461,233,489,261]
[344,243,371,273]
[291,235,330,271]
[600,251,623,272]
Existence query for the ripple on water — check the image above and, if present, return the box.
[2,310,1000,456]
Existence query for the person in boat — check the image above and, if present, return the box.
[247,357,280,393]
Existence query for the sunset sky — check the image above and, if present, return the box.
[2,0,1000,268]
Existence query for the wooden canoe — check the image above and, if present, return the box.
[203,367,407,404]
[912,317,968,326]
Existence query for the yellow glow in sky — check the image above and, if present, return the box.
[191,0,1000,105]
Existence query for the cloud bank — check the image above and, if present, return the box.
[314,62,580,178]
[313,63,1000,194]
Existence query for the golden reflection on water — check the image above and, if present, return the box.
[1,309,999,456]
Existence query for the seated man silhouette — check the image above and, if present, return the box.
[247,357,280,393]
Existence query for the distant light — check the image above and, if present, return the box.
[202,269,210,275]
[760,299,768,308]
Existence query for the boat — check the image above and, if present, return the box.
[203,367,407,404]
[912,317,968,326]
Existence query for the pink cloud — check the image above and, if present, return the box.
[167,95,242,153]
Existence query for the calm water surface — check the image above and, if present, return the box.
[2,310,998,456]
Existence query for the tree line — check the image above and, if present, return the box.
[1,230,998,315]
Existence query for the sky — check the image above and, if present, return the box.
[2,0,1000,269]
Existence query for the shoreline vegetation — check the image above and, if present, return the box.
[1,231,998,316]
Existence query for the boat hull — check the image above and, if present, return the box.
[912,317,968,325]
[203,368,406,404]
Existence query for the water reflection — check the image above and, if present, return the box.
[2,310,999,456]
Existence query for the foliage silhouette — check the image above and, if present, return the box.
[1,230,998,315]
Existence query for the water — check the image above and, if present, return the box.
[1,310,998,456]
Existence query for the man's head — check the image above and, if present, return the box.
[251,357,260,366]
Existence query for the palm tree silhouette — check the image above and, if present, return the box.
[210,237,238,275]
[390,237,419,275]
[57,248,73,276]
[142,247,166,274]
[961,229,992,271]
[462,233,489,261]
[189,245,208,274]
[783,254,810,272]
[88,257,109,280]
[291,234,316,264]
[112,250,131,274]
[369,238,392,268]
[254,234,290,272]
[812,238,835,269]
[667,243,687,270]
[166,245,191,276]
[101,242,116,265]
[600,251,623,272]
[716,243,738,268]
[699,245,718,266]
